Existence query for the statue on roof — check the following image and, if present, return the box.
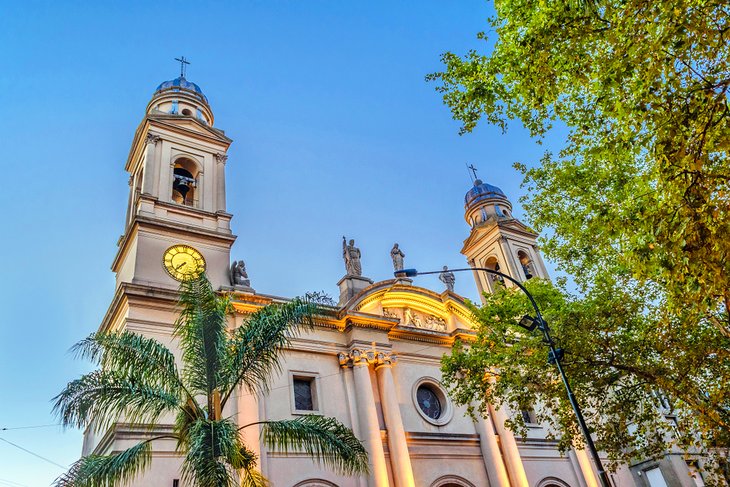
[390,243,405,272]
[230,260,251,288]
[439,265,456,292]
[342,236,362,276]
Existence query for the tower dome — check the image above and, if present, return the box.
[464,179,513,227]
[154,76,209,105]
[146,75,214,126]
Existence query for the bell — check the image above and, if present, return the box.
[173,167,195,204]
[173,180,190,200]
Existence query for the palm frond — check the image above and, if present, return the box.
[260,415,369,476]
[180,418,240,487]
[240,468,270,487]
[71,331,184,394]
[220,296,321,406]
[175,275,230,405]
[53,440,153,487]
[53,370,180,430]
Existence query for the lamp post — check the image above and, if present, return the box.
[395,267,611,487]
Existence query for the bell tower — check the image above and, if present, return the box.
[460,178,549,301]
[112,72,236,290]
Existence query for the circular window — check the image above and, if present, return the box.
[417,385,442,419]
[182,108,192,116]
[412,377,453,426]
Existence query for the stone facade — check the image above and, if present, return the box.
[78,76,703,487]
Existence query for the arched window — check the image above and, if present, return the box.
[292,480,339,487]
[517,251,534,280]
[430,475,477,487]
[172,157,200,207]
[485,256,505,285]
[536,477,572,487]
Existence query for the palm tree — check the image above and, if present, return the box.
[53,274,368,486]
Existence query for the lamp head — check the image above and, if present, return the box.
[518,314,539,332]
[394,268,418,278]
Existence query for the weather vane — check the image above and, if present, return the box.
[174,56,190,78]
[467,163,479,182]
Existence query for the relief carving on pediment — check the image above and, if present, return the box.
[382,307,447,332]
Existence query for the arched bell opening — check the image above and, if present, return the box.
[484,256,505,292]
[517,250,534,280]
[172,157,199,207]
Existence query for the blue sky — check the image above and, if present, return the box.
[0,1,564,485]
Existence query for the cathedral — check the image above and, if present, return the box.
[79,73,701,487]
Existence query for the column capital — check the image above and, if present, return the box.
[214,152,229,164]
[374,351,397,369]
[146,133,161,145]
[338,348,396,368]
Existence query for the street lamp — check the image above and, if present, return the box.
[395,267,611,487]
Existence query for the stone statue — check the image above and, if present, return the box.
[439,265,456,292]
[230,260,251,287]
[390,243,405,271]
[342,236,362,276]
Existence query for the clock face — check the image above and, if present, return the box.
[163,245,206,281]
[416,385,442,420]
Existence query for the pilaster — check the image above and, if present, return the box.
[339,349,389,487]
[215,152,228,212]
[142,133,161,195]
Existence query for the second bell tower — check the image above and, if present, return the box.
[460,178,549,301]
[112,73,236,290]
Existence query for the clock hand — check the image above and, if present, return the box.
[176,262,187,270]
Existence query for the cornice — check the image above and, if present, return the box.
[111,213,236,273]
[125,116,231,172]
[461,219,538,254]
[149,114,232,144]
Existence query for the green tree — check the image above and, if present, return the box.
[428,1,729,317]
[429,0,729,479]
[53,275,368,487]
[442,279,730,482]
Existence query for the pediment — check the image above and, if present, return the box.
[461,217,536,253]
[345,280,477,335]
[148,113,232,144]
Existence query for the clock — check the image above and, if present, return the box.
[163,244,206,281]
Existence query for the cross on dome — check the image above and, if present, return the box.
[174,56,191,78]
[467,163,479,182]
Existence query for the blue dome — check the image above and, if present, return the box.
[154,76,208,104]
[464,179,508,208]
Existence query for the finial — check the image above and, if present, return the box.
[174,56,191,78]
[467,163,479,183]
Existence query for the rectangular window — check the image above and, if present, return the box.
[520,409,534,424]
[293,378,314,411]
[644,467,669,487]
[290,372,320,414]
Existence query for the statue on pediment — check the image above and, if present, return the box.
[342,236,362,276]
[390,243,405,271]
[439,265,456,292]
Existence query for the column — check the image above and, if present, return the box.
[473,413,510,487]
[215,152,228,212]
[375,354,414,487]
[574,447,599,487]
[469,259,487,300]
[142,133,160,195]
[497,237,521,284]
[340,350,389,487]
[236,386,261,470]
[491,404,530,486]
[341,365,366,487]
[196,171,205,209]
